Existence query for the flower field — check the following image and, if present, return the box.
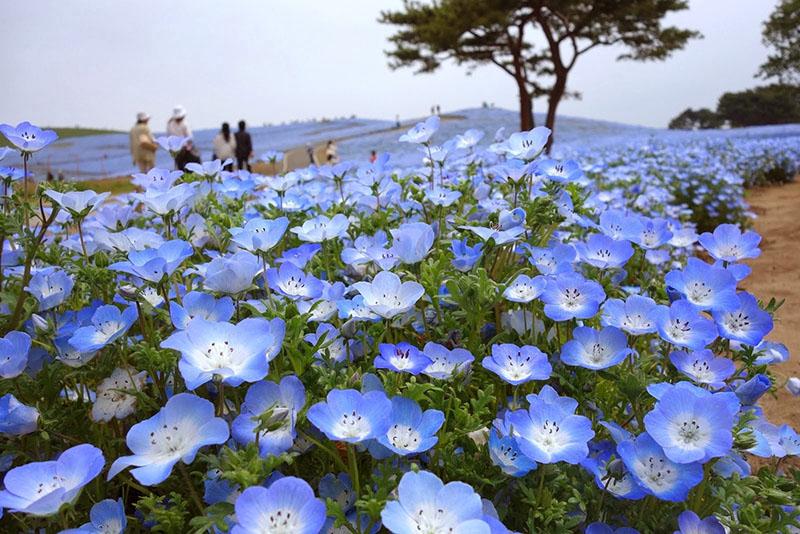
[0,116,798,533]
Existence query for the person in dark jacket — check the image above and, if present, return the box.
[234,120,253,171]
[175,139,202,171]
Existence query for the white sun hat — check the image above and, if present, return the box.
[171,105,187,119]
[136,112,150,122]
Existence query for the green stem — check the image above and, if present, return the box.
[347,444,362,533]
[178,462,205,515]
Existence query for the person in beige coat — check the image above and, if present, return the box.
[129,112,157,172]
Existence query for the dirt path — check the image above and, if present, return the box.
[742,181,800,426]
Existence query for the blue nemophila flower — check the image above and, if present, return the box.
[460,223,526,245]
[110,240,193,283]
[653,300,718,350]
[399,115,440,144]
[574,234,634,269]
[541,272,606,321]
[229,216,289,254]
[451,239,483,272]
[0,330,31,378]
[108,393,228,485]
[664,258,739,312]
[278,243,322,269]
[495,127,551,160]
[625,217,673,249]
[200,251,261,295]
[425,186,462,207]
[161,317,284,390]
[267,262,323,301]
[307,388,391,443]
[351,270,425,319]
[733,373,771,405]
[601,294,658,335]
[131,168,182,191]
[62,498,126,534]
[673,510,724,534]
[304,322,352,364]
[291,213,350,242]
[25,267,74,311]
[422,342,474,379]
[232,375,306,457]
[580,442,646,501]
[507,386,594,464]
[231,476,327,534]
[698,224,761,262]
[536,158,583,183]
[712,292,773,346]
[617,432,703,502]
[0,121,58,153]
[381,470,491,534]
[378,396,444,456]
[0,393,39,436]
[523,243,576,275]
[489,419,537,477]
[133,182,199,216]
[68,304,137,353]
[91,367,147,422]
[644,384,739,463]
[0,443,104,516]
[560,326,633,370]
[503,274,546,303]
[155,135,188,154]
[390,222,435,265]
[498,207,526,230]
[585,523,639,534]
[45,189,109,219]
[669,350,735,389]
[482,343,551,385]
[376,342,432,375]
[169,291,234,330]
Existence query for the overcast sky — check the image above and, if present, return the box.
[1,0,778,131]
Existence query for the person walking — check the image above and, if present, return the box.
[306,143,316,166]
[129,112,157,172]
[234,120,253,171]
[212,122,237,170]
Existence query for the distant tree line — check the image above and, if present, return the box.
[670,0,799,130]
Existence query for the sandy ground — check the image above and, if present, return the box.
[742,181,800,427]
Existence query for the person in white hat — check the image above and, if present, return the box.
[129,111,157,172]
[166,105,192,139]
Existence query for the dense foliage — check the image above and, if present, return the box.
[758,0,800,84]
[0,118,798,533]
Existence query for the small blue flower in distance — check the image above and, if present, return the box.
[267,262,323,301]
[560,326,634,370]
[201,251,261,295]
[664,258,739,312]
[699,224,761,262]
[601,294,659,335]
[673,510,725,534]
[231,375,306,458]
[291,213,350,242]
[495,127,551,160]
[482,343,552,385]
[0,393,39,436]
[653,300,718,350]
[712,292,773,346]
[62,498,126,534]
[376,342,432,375]
[733,373,771,405]
[390,222,435,265]
[541,272,606,321]
[307,388,391,443]
[523,243,576,275]
[574,234,634,269]
[503,274,546,303]
[585,523,639,534]
[231,476,327,534]
[669,350,735,389]
[644,383,740,464]
[68,304,138,353]
[381,470,491,534]
[0,121,58,153]
[617,432,703,502]
[25,267,74,311]
[169,291,234,330]
[108,393,228,485]
[109,239,193,283]
[351,270,425,319]
[378,396,444,456]
[421,342,474,380]
[277,243,322,269]
[489,419,537,477]
[507,386,594,464]
[161,317,284,390]
[451,239,483,272]
[0,443,104,516]
[229,216,289,253]
[399,115,440,144]
[0,330,31,378]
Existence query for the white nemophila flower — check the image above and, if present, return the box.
[351,271,425,319]
[92,367,147,422]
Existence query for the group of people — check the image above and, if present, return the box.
[129,106,254,172]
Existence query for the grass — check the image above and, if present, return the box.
[0,126,122,148]
[72,176,136,195]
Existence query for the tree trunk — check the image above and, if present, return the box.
[517,81,534,131]
[544,72,567,154]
